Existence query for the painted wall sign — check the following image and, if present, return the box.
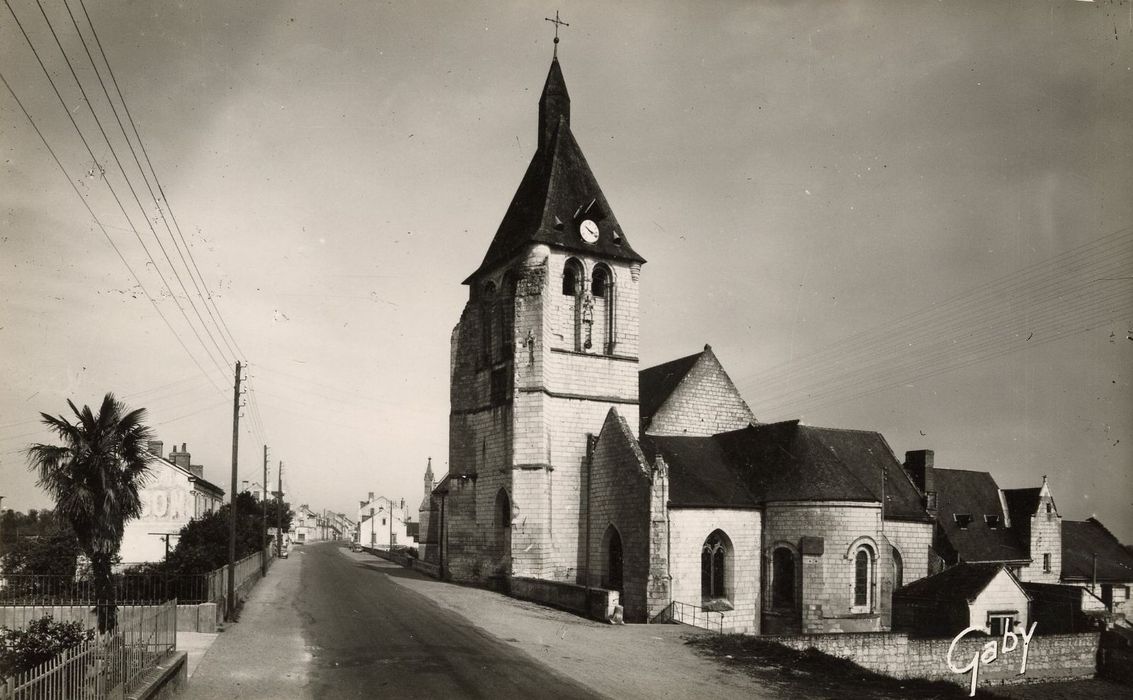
[139,464,192,522]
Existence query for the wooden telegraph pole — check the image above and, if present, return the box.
[276,461,283,557]
[227,361,242,621]
[262,445,269,577]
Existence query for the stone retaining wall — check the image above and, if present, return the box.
[767,631,1099,688]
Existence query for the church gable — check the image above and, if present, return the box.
[641,345,754,437]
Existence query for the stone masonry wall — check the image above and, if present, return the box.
[883,519,934,586]
[763,502,894,634]
[668,508,761,633]
[646,347,755,436]
[769,631,1099,688]
[585,409,654,621]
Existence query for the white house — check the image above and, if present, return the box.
[357,493,410,550]
[119,441,224,565]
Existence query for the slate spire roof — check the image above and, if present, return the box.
[465,58,645,283]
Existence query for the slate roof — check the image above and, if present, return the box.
[641,420,930,519]
[933,469,1029,563]
[894,562,1018,605]
[638,351,702,424]
[1062,518,1133,583]
[466,58,644,283]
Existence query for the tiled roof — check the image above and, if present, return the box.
[894,562,1015,604]
[933,469,1029,563]
[1062,518,1133,583]
[642,420,929,519]
[465,59,644,282]
[638,351,702,423]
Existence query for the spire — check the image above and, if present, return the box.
[538,58,570,154]
[464,54,644,284]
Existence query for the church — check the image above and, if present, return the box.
[419,50,936,635]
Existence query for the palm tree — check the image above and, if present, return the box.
[25,393,154,633]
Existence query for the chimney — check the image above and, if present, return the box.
[148,440,164,459]
[189,465,204,478]
[368,492,374,503]
[170,442,191,469]
[904,450,937,514]
[242,480,249,492]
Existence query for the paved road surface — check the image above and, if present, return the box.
[299,541,602,698]
[183,541,603,699]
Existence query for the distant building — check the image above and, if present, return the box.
[119,441,224,564]
[1061,518,1133,617]
[357,493,409,550]
[893,563,1031,637]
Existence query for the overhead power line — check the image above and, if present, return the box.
[0,68,224,393]
[27,0,233,376]
[74,0,246,361]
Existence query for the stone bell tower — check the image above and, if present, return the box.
[442,54,645,584]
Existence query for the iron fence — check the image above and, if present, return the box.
[0,599,176,699]
[0,573,211,605]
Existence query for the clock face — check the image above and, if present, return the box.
[579,219,600,244]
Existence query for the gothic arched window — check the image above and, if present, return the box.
[494,488,511,565]
[701,530,731,602]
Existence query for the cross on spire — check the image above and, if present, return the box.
[545,11,569,58]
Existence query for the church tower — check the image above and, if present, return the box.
[445,55,645,584]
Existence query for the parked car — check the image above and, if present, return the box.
[351,542,362,552]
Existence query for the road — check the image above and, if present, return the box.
[184,540,604,699]
[298,541,601,698]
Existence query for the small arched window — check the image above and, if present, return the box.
[562,259,583,296]
[772,547,796,610]
[891,545,904,589]
[701,530,730,602]
[854,544,875,610]
[591,264,610,298]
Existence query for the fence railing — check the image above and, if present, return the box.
[658,600,726,633]
[0,573,212,605]
[0,547,274,610]
[1,599,176,699]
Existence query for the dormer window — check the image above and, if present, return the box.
[985,514,1001,529]
[954,514,972,530]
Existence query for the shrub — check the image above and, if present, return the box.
[0,616,93,678]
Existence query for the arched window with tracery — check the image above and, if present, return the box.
[701,530,731,602]
[771,547,797,610]
[853,544,876,611]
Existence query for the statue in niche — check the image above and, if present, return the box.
[581,290,594,350]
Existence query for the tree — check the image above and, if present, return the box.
[0,530,81,579]
[0,616,93,678]
[25,394,154,633]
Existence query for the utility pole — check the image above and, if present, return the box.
[0,495,6,554]
[262,445,269,577]
[227,361,242,621]
[276,461,283,557]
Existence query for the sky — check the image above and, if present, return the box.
[1,1,1130,540]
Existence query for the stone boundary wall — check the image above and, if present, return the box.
[363,546,440,578]
[766,631,1099,688]
[509,577,618,621]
